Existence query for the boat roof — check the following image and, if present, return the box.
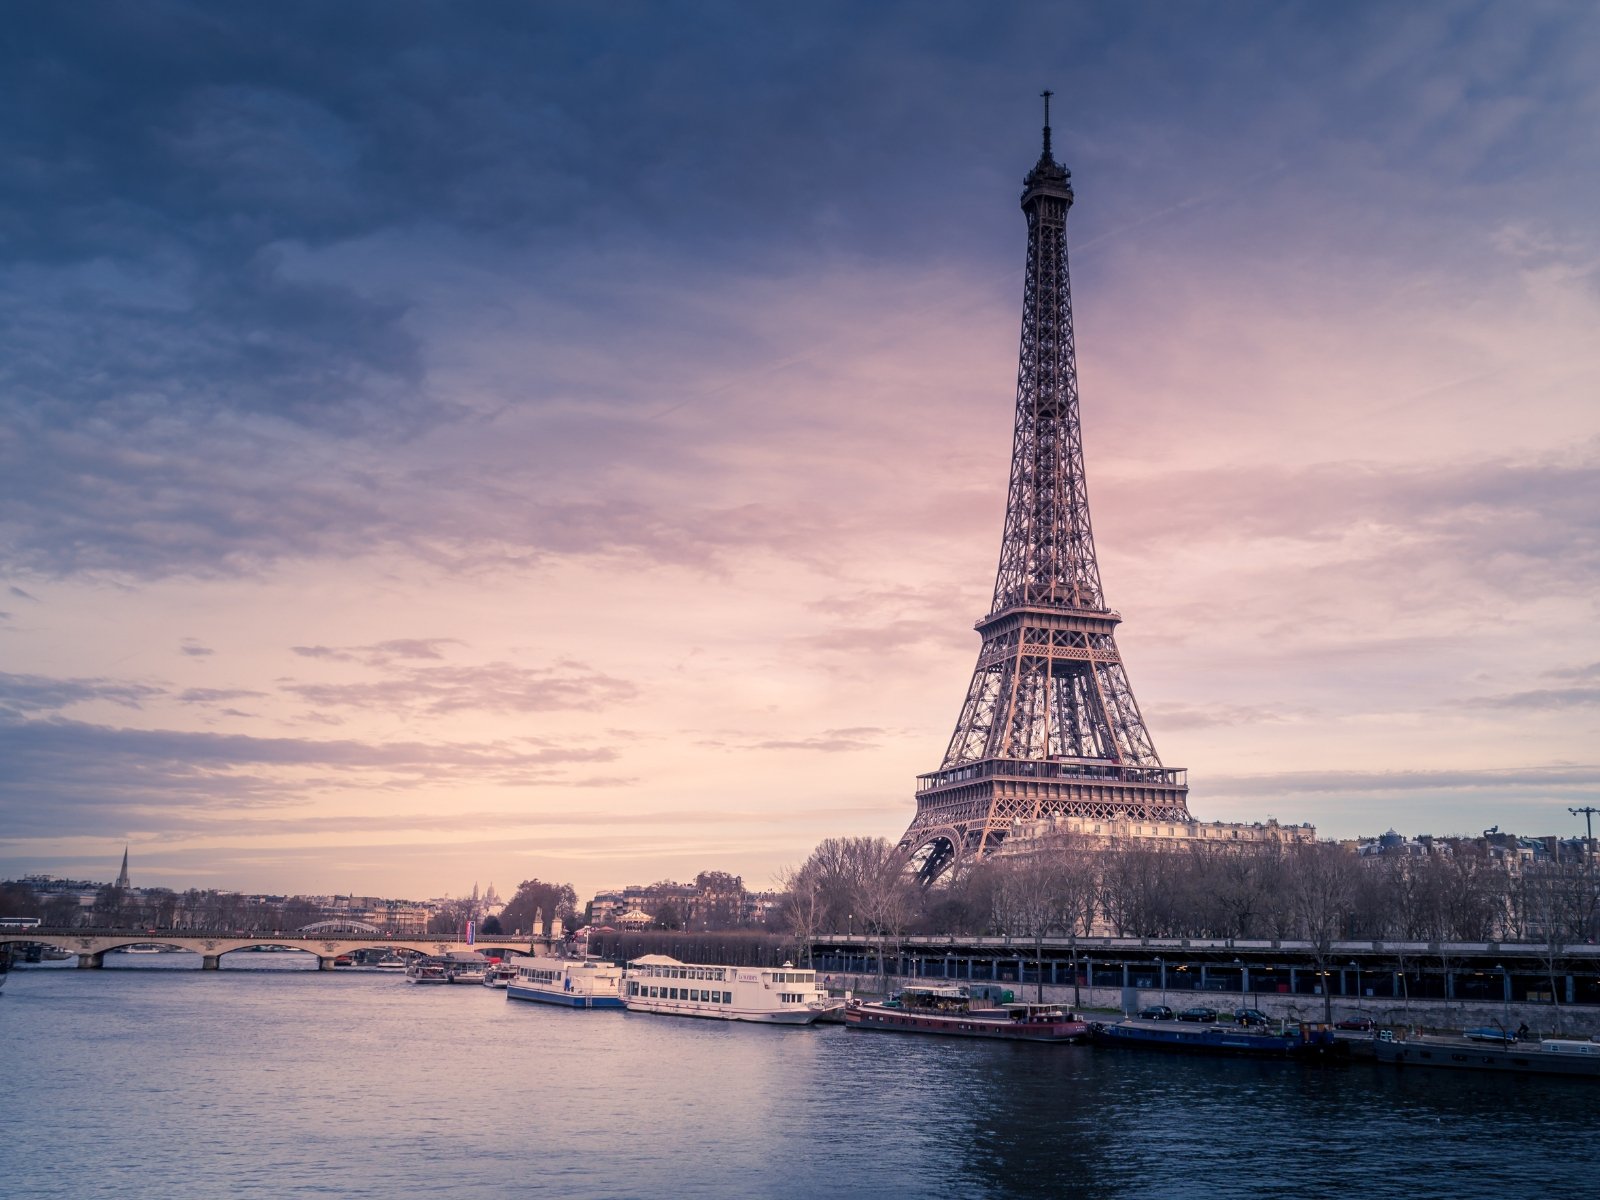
[513,953,618,969]
[628,953,684,966]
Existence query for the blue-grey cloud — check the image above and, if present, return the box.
[176,688,267,706]
[0,713,623,837]
[5,2,1592,586]
[0,671,165,717]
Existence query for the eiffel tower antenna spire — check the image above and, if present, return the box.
[898,102,1190,883]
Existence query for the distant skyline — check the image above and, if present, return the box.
[3,2,1597,898]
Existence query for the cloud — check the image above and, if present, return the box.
[1545,662,1600,681]
[0,714,621,837]
[746,728,888,753]
[1457,686,1600,711]
[291,639,460,666]
[176,688,267,706]
[1146,703,1299,732]
[3,3,1598,895]
[0,671,165,717]
[281,659,636,716]
[1207,764,1600,797]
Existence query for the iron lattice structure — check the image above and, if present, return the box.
[898,97,1190,883]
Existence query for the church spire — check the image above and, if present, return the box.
[115,845,130,889]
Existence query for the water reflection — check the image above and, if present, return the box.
[5,967,1598,1200]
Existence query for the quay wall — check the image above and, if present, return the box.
[822,973,1600,1038]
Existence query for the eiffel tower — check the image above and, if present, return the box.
[898,95,1191,883]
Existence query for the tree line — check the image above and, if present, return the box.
[777,834,1599,953]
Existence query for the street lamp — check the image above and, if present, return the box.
[1496,962,1513,1037]
[1350,960,1361,1011]
[1156,956,1166,1008]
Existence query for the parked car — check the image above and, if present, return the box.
[1137,1005,1174,1021]
[1177,1005,1218,1023]
[1334,1016,1374,1031]
[1233,1008,1270,1027]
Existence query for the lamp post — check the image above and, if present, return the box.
[1350,960,1361,1013]
[1397,969,1409,1026]
[1156,956,1166,1008]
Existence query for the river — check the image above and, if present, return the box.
[3,954,1596,1198]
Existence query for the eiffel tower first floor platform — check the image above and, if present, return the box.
[897,756,1190,883]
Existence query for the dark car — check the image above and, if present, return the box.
[1334,1016,1374,1031]
[1137,1005,1174,1021]
[1177,1005,1218,1023]
[1233,1008,1270,1027]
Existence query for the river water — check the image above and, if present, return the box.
[4,954,1596,1199]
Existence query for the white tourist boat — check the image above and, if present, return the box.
[505,954,626,1008]
[622,954,841,1025]
[482,961,517,988]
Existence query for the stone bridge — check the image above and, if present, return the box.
[1,928,549,970]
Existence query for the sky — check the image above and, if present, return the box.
[2,1,1597,902]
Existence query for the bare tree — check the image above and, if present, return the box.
[775,862,825,967]
[849,838,916,995]
[1099,845,1178,937]
[991,853,1082,1002]
[789,836,917,992]
[1290,843,1359,1025]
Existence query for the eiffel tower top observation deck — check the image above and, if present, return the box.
[898,95,1191,883]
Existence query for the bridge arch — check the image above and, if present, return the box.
[904,832,962,885]
[298,919,381,935]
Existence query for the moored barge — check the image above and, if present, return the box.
[844,986,1089,1043]
[1091,1018,1342,1058]
[1373,1032,1600,1078]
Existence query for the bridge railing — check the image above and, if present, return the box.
[0,926,536,942]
